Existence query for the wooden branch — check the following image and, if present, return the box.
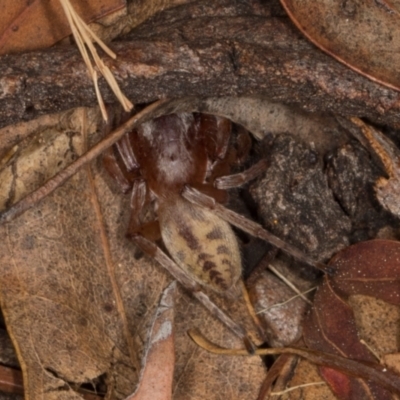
[0,0,399,129]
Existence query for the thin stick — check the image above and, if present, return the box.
[240,281,266,338]
[256,354,297,400]
[0,100,166,225]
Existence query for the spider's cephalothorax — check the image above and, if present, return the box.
[103,113,247,293]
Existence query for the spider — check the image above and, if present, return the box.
[98,109,329,340]
[0,101,326,340]
[102,111,266,294]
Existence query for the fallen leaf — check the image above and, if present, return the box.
[277,359,333,400]
[0,103,266,399]
[303,240,400,399]
[383,354,400,376]
[127,282,176,400]
[280,0,400,91]
[0,0,126,55]
[329,239,400,305]
[349,295,400,358]
[0,132,139,399]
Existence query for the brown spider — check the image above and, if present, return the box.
[0,101,327,341]
[102,112,266,294]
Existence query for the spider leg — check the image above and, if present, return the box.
[131,234,256,351]
[130,179,147,212]
[123,179,162,242]
[204,120,255,184]
[129,221,161,242]
[127,213,162,243]
[234,125,253,166]
[198,114,232,161]
[115,134,139,172]
[188,182,228,204]
[194,159,268,206]
[215,159,269,190]
[182,185,330,274]
[103,147,135,193]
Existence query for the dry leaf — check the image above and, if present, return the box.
[0,133,139,399]
[349,295,400,357]
[303,240,400,399]
[280,0,400,91]
[0,0,126,55]
[127,282,176,400]
[384,354,400,376]
[0,103,266,399]
[278,359,333,400]
[329,240,400,305]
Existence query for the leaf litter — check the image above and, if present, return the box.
[0,0,125,55]
[303,240,400,400]
[280,0,400,91]
[0,103,266,399]
[2,0,400,399]
[0,65,400,399]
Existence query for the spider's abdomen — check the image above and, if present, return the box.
[158,196,241,293]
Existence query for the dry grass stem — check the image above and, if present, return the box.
[270,381,326,396]
[92,70,107,119]
[268,263,313,305]
[59,0,133,120]
[256,287,317,314]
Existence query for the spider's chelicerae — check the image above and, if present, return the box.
[102,112,268,294]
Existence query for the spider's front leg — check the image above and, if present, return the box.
[103,135,161,241]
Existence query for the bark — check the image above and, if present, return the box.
[0,0,399,130]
